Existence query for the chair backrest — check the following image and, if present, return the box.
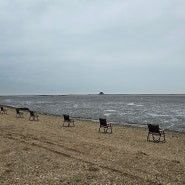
[30,111,34,116]
[16,108,19,114]
[147,124,160,133]
[99,118,107,126]
[63,114,70,121]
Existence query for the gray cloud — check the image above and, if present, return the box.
[0,0,185,95]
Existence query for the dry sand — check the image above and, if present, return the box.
[0,107,185,185]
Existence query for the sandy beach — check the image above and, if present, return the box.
[0,107,185,185]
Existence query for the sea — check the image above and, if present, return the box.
[0,94,185,132]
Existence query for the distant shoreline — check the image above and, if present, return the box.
[3,105,185,134]
[1,93,185,96]
[1,94,185,133]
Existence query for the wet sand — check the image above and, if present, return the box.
[0,107,185,185]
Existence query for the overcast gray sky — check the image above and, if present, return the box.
[0,0,185,95]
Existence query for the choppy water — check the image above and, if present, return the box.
[0,94,185,132]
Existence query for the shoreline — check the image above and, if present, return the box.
[2,105,185,134]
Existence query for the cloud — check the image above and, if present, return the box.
[0,0,185,94]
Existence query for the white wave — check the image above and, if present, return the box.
[103,113,111,117]
[104,109,116,112]
[127,103,134,106]
[73,104,78,108]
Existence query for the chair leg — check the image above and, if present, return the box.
[62,121,72,127]
[159,135,161,142]
[105,128,108,133]
[147,133,150,141]
[152,134,154,141]
[162,133,166,142]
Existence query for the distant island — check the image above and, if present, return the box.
[99,92,104,95]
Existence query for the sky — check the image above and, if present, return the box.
[0,0,185,95]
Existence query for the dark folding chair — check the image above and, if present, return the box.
[0,107,7,114]
[99,118,112,133]
[29,111,39,121]
[16,108,24,118]
[147,124,166,142]
[63,114,74,127]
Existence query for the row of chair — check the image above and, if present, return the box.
[0,107,38,121]
[65,117,165,142]
[98,119,166,143]
[1,107,166,142]
[62,115,113,134]
[16,108,39,121]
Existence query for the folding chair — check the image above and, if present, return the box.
[99,118,112,133]
[63,114,74,127]
[147,124,166,142]
[16,108,24,118]
[0,107,7,114]
[29,111,39,121]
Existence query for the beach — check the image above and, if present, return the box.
[0,107,185,185]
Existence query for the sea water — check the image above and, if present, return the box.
[0,94,185,132]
